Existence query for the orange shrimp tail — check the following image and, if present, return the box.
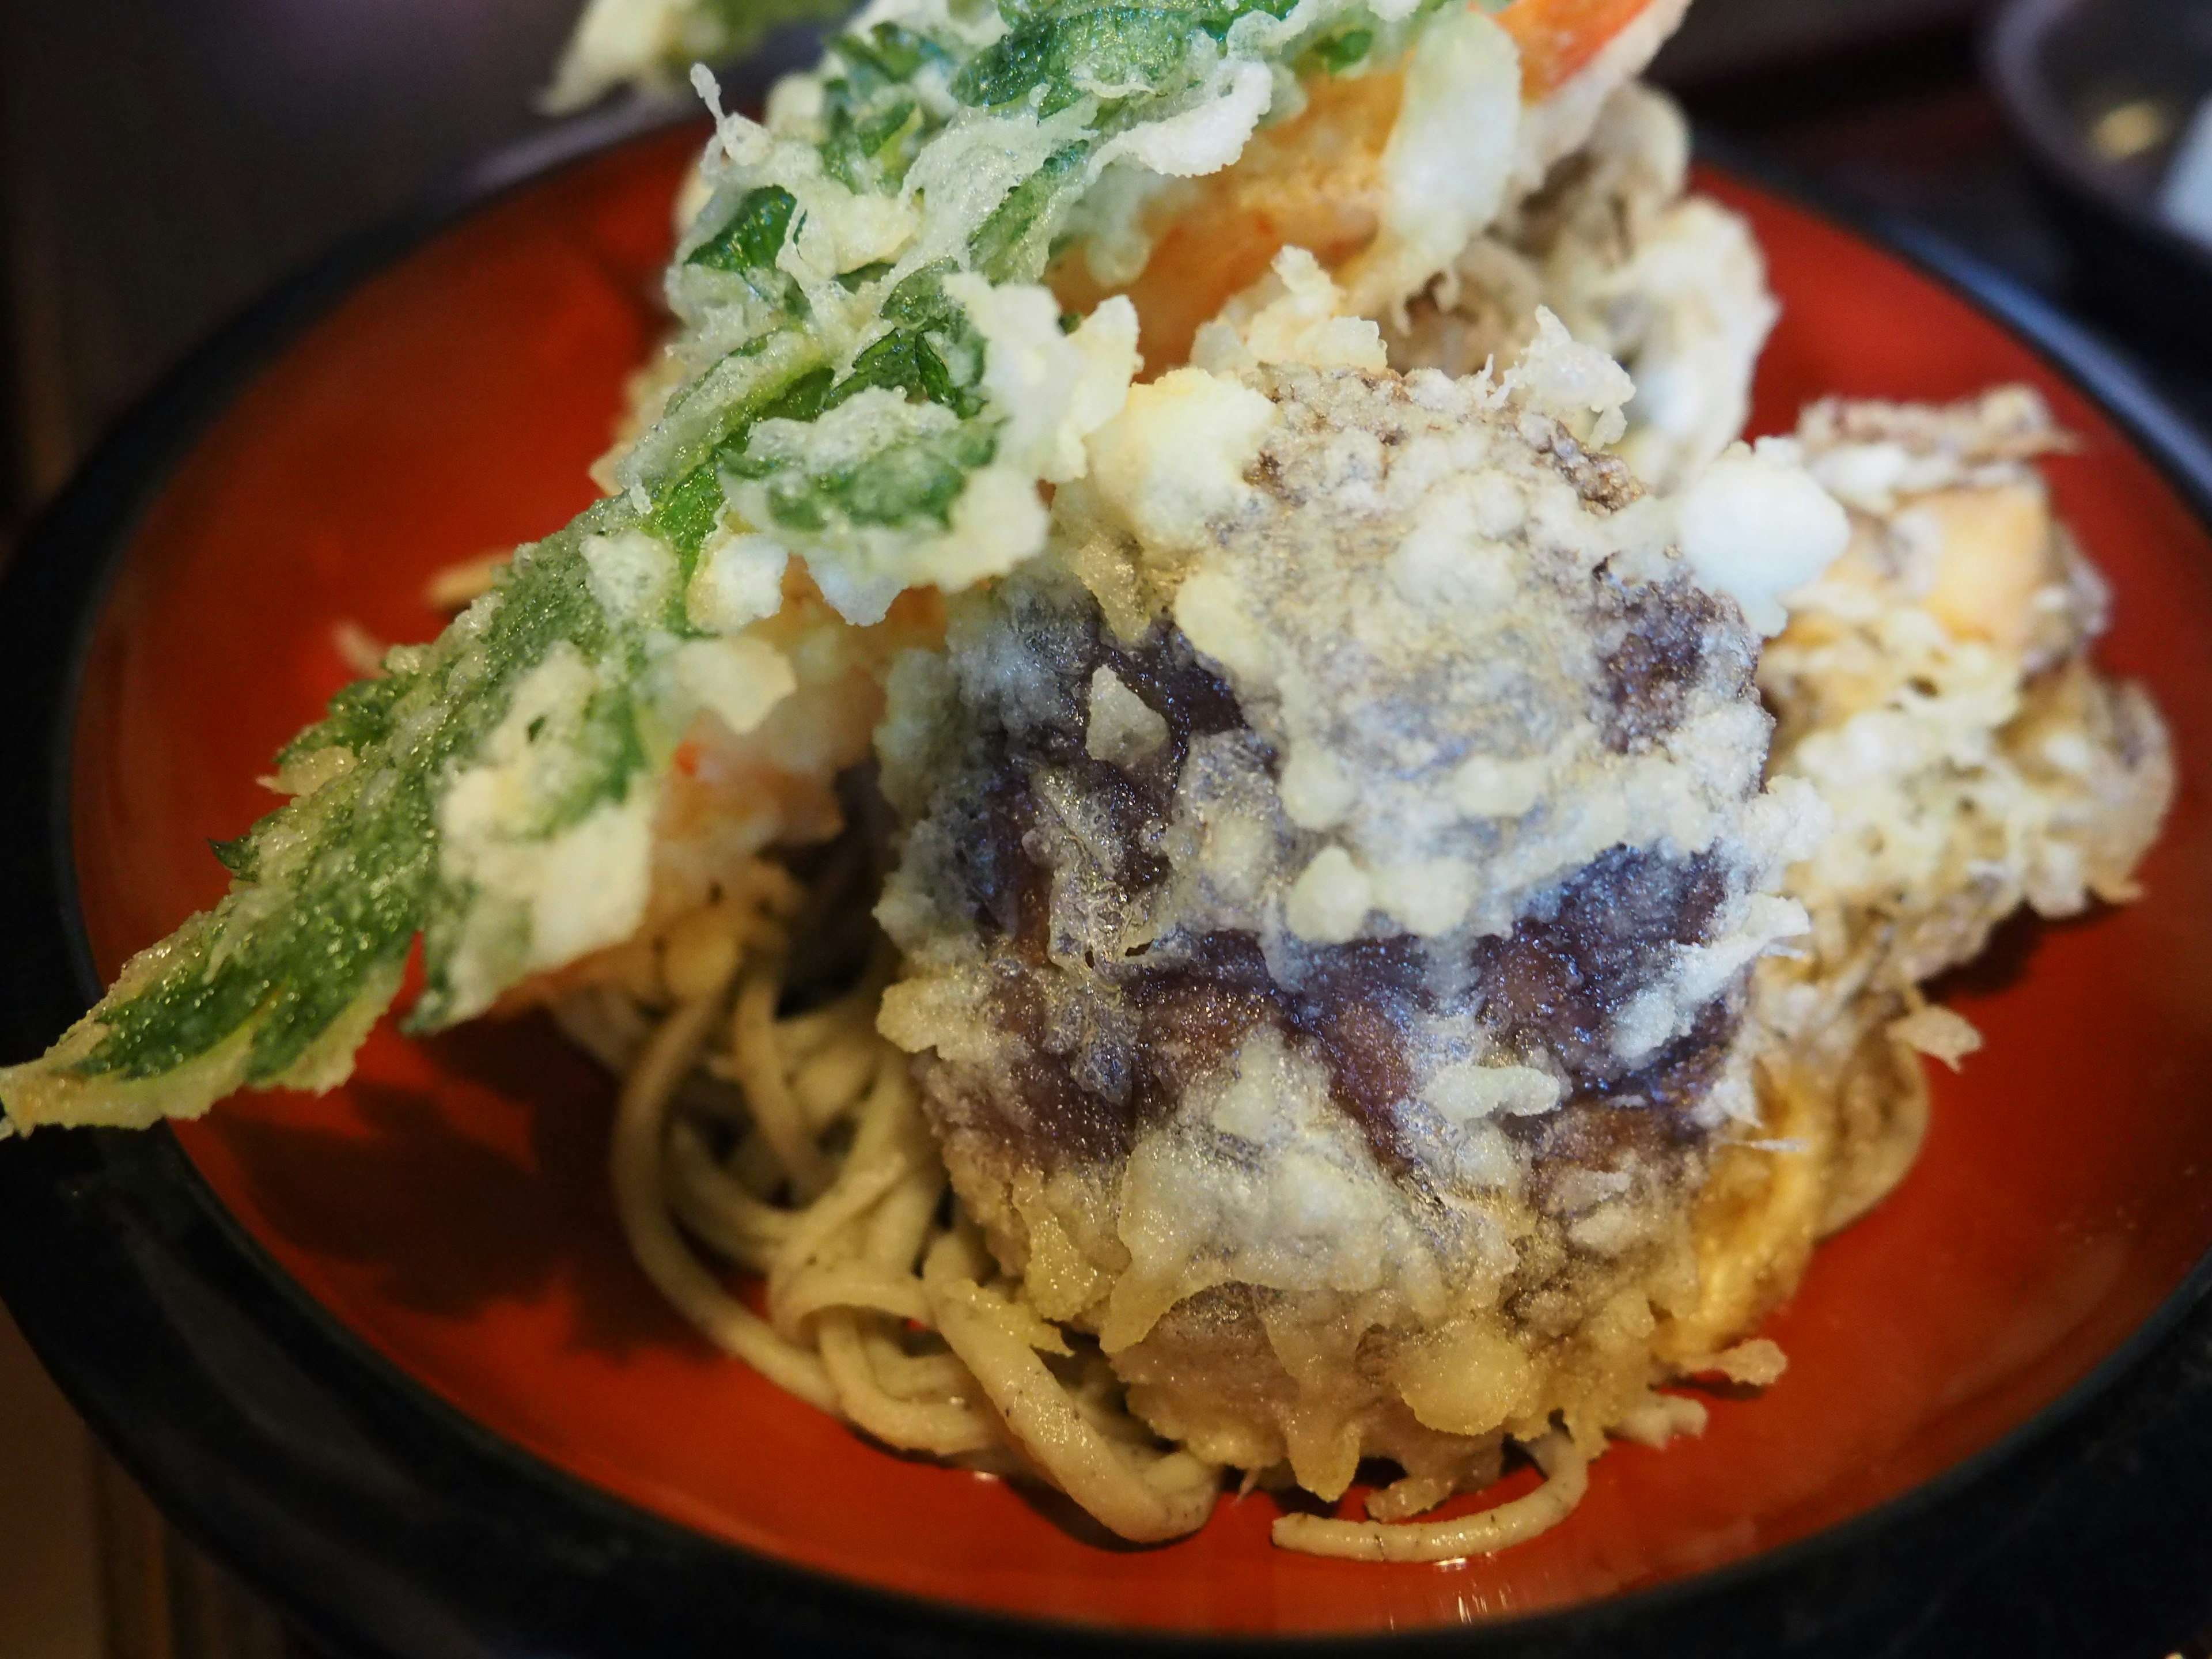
[1051,70,1402,373]
[1495,0,1656,100]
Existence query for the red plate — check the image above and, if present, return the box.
[59,127,2212,1635]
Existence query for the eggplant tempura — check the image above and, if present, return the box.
[1,0,2172,1559]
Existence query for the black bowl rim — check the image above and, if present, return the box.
[4,88,2212,1659]
[1985,0,2212,286]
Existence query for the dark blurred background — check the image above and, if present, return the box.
[0,1,2202,1654]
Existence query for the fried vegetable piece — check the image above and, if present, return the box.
[13,0,1569,1134]
[874,278,1847,1506]
[1386,81,1775,490]
[1740,389,2175,1245]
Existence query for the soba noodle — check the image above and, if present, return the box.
[558,866,1665,1558]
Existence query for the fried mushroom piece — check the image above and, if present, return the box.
[1385,82,1775,493]
[877,334,1830,1508]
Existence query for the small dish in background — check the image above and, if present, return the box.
[1988,0,2212,361]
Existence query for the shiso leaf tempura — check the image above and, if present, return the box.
[0,0,1540,1132]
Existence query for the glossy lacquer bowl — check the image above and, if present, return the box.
[2,103,2211,1659]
